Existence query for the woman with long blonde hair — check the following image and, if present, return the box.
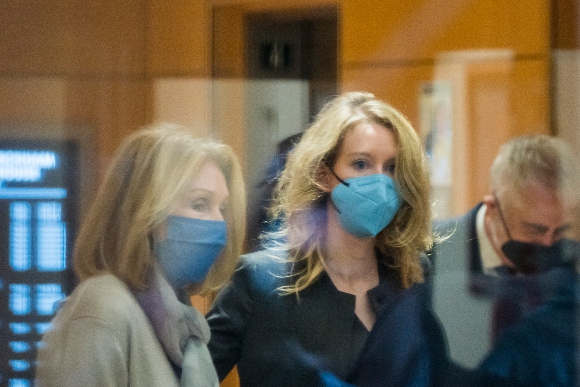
[207,92,439,386]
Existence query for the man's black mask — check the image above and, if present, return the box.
[501,238,580,274]
[496,197,579,274]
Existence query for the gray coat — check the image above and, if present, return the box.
[35,274,217,387]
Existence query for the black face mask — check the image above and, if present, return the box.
[501,238,580,274]
[496,198,579,274]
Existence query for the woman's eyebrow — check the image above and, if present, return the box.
[345,152,372,158]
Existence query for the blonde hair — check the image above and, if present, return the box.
[74,123,246,293]
[271,92,432,294]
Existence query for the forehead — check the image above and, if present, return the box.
[339,121,397,157]
[507,181,576,226]
[186,161,228,192]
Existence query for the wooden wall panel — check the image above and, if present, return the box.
[0,77,151,179]
[511,59,551,136]
[0,78,69,124]
[341,65,434,133]
[0,0,152,191]
[461,59,548,210]
[341,0,550,65]
[466,67,514,210]
[148,0,212,76]
[213,5,246,78]
[75,80,152,171]
[212,0,335,12]
[0,0,148,75]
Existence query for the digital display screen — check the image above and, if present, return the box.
[0,140,78,386]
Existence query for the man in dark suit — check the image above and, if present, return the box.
[479,261,579,387]
[430,135,580,370]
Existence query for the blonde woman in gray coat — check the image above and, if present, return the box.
[35,124,246,386]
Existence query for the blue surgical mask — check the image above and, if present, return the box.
[330,171,402,237]
[154,215,227,291]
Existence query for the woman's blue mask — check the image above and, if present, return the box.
[154,215,227,291]
[330,171,402,237]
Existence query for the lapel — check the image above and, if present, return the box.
[464,203,506,297]
[465,203,484,275]
[432,203,483,276]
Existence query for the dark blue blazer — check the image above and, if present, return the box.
[206,249,438,387]
[479,266,579,387]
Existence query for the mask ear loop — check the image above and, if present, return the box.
[326,166,350,187]
[495,195,513,240]
[323,161,349,215]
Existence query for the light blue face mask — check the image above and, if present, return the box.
[330,171,402,238]
[154,215,227,291]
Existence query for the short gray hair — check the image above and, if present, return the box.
[491,134,579,203]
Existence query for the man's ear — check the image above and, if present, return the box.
[317,162,332,193]
[483,194,497,210]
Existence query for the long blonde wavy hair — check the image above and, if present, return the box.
[74,123,246,293]
[270,92,432,295]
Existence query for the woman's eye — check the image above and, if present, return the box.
[353,160,368,170]
[384,163,396,175]
[192,199,208,212]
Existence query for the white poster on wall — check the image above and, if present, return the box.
[420,81,453,219]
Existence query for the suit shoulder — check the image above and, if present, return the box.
[234,249,289,293]
[434,204,481,228]
[239,248,287,273]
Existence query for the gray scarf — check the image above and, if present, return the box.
[134,270,219,386]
